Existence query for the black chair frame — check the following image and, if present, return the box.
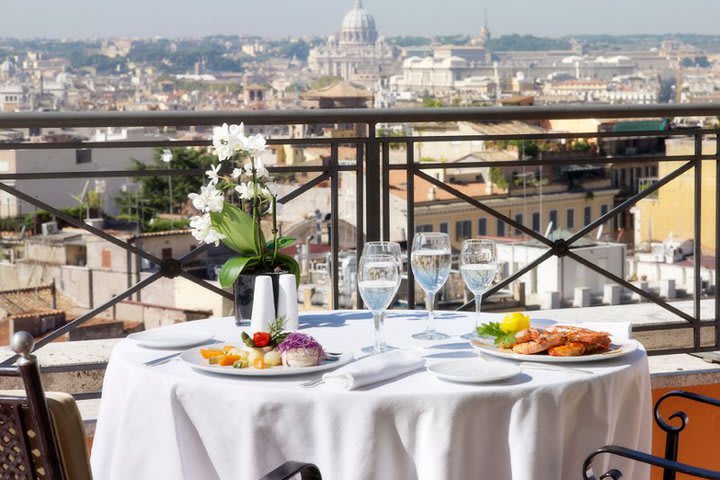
[584,390,720,480]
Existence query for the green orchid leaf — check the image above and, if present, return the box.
[210,203,264,255]
[265,236,296,252]
[219,256,258,288]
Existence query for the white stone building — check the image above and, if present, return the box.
[307,0,397,82]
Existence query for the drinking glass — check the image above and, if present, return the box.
[358,253,401,354]
[459,239,498,340]
[410,232,451,340]
[362,241,402,271]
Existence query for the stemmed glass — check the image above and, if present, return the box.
[410,232,451,340]
[358,253,401,354]
[360,241,402,351]
[459,239,497,340]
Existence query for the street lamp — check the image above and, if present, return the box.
[161,149,173,228]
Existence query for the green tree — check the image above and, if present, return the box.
[116,148,216,227]
[422,97,443,108]
[489,167,509,190]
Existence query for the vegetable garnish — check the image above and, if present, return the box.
[276,332,324,356]
[253,332,271,348]
[476,322,517,349]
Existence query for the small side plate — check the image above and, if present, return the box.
[128,330,214,349]
[428,359,521,384]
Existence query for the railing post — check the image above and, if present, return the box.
[365,123,381,242]
[693,133,702,350]
[330,144,339,310]
[406,141,416,309]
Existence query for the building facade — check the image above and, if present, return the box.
[307,0,397,82]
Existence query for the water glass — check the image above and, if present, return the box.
[358,253,401,354]
[410,232,451,340]
[362,241,402,272]
[459,239,497,340]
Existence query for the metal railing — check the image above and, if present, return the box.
[0,104,718,369]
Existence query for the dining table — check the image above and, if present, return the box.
[90,310,652,480]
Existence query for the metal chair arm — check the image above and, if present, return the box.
[258,461,322,480]
[583,445,720,480]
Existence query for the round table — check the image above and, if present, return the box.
[91,311,651,480]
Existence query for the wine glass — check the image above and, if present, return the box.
[410,232,451,340]
[362,241,402,271]
[358,253,401,354]
[459,239,497,340]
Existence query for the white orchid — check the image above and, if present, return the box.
[188,183,224,213]
[243,133,266,156]
[189,214,225,247]
[212,122,247,161]
[244,156,269,180]
[205,164,222,185]
[231,167,243,179]
[234,182,254,201]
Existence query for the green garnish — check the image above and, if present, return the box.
[476,322,517,348]
[269,315,288,345]
[241,331,254,347]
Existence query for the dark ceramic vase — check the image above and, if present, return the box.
[233,273,281,326]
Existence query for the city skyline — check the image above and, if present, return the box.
[2,0,720,40]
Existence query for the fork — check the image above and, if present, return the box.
[144,339,223,367]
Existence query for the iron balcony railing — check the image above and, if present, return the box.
[0,104,717,370]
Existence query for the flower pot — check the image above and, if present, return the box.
[233,273,281,326]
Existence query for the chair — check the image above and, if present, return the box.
[583,390,720,480]
[0,331,320,480]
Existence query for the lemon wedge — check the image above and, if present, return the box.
[500,312,530,334]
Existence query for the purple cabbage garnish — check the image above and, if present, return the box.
[276,332,324,356]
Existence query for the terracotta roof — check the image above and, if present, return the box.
[464,121,548,136]
[301,82,372,100]
[388,170,492,204]
[0,284,75,318]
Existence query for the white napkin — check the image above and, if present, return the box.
[322,350,426,390]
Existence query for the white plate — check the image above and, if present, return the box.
[127,330,215,349]
[428,359,521,383]
[180,346,354,377]
[471,338,639,363]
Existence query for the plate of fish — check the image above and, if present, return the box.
[471,325,639,363]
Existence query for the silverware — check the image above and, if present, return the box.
[299,377,325,388]
[144,339,222,367]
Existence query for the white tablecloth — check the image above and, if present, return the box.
[91,311,652,480]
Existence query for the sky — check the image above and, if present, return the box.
[3,0,720,39]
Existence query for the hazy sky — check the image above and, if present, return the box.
[3,0,720,39]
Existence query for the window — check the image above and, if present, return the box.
[584,206,592,226]
[455,220,472,241]
[439,222,448,234]
[497,220,505,237]
[601,205,609,216]
[101,249,112,269]
[162,248,173,260]
[478,218,487,236]
[416,224,433,233]
[75,149,92,164]
[532,212,540,232]
[514,214,523,235]
[549,210,558,232]
[567,209,575,229]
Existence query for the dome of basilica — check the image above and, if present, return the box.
[340,0,378,46]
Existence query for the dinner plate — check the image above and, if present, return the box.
[180,346,354,377]
[428,359,521,383]
[471,338,639,363]
[128,330,215,349]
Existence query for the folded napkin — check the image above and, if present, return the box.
[322,350,426,390]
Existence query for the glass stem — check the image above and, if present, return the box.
[426,290,436,333]
[474,293,483,334]
[373,311,385,353]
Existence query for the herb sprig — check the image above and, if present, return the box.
[476,322,517,348]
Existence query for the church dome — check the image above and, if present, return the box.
[340,0,378,46]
